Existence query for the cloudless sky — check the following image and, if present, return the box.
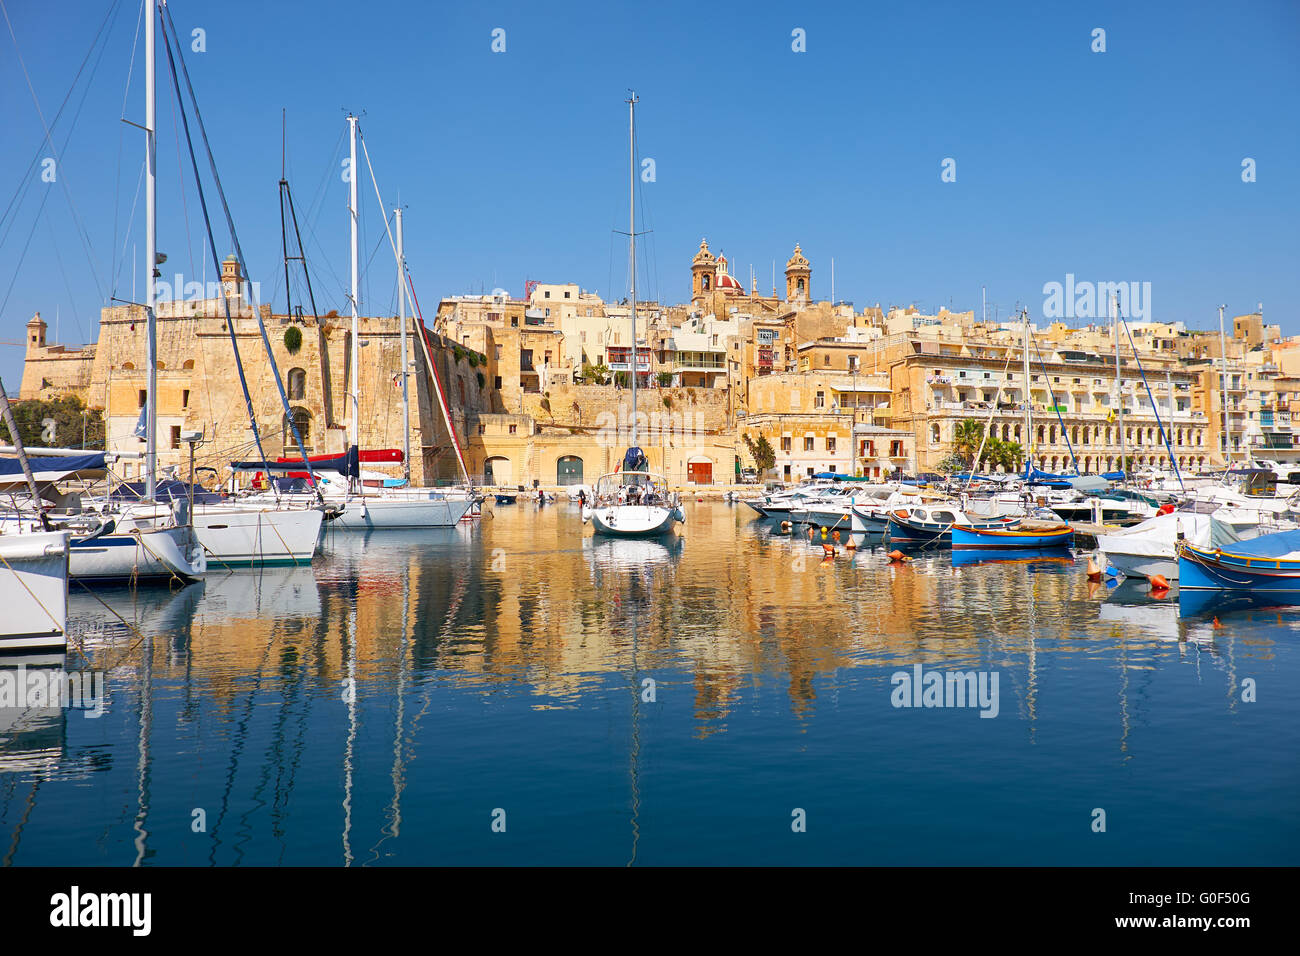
[2,0,1298,387]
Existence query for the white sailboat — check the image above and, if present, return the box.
[325,116,472,531]
[581,93,684,538]
[0,382,69,654]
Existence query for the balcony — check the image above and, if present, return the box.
[673,356,725,371]
[925,375,952,385]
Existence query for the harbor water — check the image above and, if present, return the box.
[2,500,1296,865]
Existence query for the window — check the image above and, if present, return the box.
[182,389,190,410]
[284,407,311,450]
[826,436,836,452]
[495,345,502,360]
[544,290,551,298]
[138,389,147,409]
[494,376,503,390]
[287,367,306,401]
[781,437,792,452]
[824,355,830,366]
[804,436,815,451]
[170,426,181,449]
[509,424,517,434]
[563,291,570,298]
[815,391,825,408]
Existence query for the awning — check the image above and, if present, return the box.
[0,452,107,491]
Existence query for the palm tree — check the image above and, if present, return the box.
[994,440,1024,473]
[951,418,985,468]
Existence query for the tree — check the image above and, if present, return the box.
[742,433,776,474]
[581,363,610,385]
[951,418,985,468]
[994,440,1024,473]
[656,371,673,387]
[9,393,105,449]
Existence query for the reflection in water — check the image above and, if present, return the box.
[1,501,1297,865]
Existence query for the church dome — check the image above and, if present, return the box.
[715,256,743,292]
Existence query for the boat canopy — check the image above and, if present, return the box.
[1220,528,1300,559]
[231,446,360,476]
[110,479,225,504]
[0,452,107,491]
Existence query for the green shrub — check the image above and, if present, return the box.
[283,326,303,355]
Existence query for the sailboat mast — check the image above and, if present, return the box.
[1022,309,1031,469]
[1114,293,1125,482]
[627,92,638,448]
[347,115,360,466]
[144,0,157,500]
[396,207,410,482]
[1218,303,1230,470]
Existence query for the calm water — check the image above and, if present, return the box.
[2,500,1297,866]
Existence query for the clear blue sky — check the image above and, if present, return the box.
[2,0,1298,388]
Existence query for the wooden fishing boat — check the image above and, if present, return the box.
[952,523,1074,550]
[884,505,1018,547]
[1178,529,1300,590]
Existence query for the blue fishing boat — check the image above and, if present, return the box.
[884,505,1018,547]
[1178,529,1300,590]
[494,493,518,505]
[951,524,1074,550]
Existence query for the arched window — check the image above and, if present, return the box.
[931,423,941,444]
[284,406,312,451]
[287,367,307,401]
[182,359,195,370]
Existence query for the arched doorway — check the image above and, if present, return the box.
[557,455,583,486]
[485,455,512,486]
[687,456,713,484]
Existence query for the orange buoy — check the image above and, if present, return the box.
[832,529,841,542]
[807,526,815,541]
[822,543,836,557]
[888,549,907,563]
[1212,616,1223,629]
[1086,555,1103,581]
[845,537,857,551]
[1149,573,1170,590]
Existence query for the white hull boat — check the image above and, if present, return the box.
[586,502,684,536]
[0,530,69,653]
[329,491,474,531]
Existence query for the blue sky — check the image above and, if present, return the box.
[2,0,1298,387]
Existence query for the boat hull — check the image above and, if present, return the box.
[951,525,1074,550]
[193,506,322,566]
[329,495,473,530]
[1101,550,1178,582]
[69,527,205,584]
[585,504,684,537]
[0,531,69,653]
[1178,542,1300,591]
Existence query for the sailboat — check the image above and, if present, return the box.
[0,381,69,654]
[1,8,204,586]
[311,116,472,531]
[581,94,684,538]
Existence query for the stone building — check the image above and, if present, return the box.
[20,257,485,486]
